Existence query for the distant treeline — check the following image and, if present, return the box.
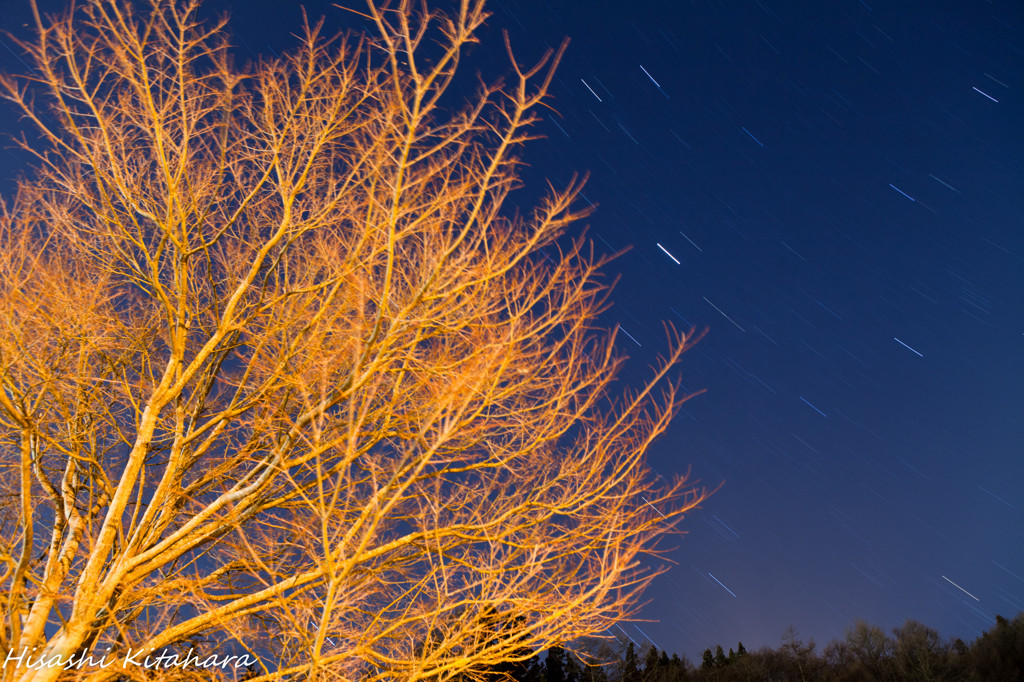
[494,611,1023,682]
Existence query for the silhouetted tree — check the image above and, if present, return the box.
[574,637,617,682]
[781,626,821,682]
[845,620,895,681]
[584,611,1024,682]
[545,646,568,682]
[890,619,949,682]
[641,644,662,682]
[619,641,642,682]
[823,638,861,681]
[665,653,690,682]
[970,613,1024,682]
[523,657,546,682]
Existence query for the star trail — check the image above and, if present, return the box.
[0,0,1020,663]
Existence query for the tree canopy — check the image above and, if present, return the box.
[0,0,709,681]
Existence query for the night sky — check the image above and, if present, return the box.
[1,0,1022,664]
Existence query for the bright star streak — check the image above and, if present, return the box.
[639,65,661,87]
[581,79,602,102]
[889,184,915,201]
[634,625,661,649]
[616,624,639,645]
[972,87,998,102]
[709,573,737,597]
[642,497,666,518]
[943,575,979,601]
[800,397,827,417]
[619,327,641,347]
[657,243,680,263]
[894,338,923,356]
[742,127,764,147]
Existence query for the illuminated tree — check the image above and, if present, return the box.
[0,0,709,681]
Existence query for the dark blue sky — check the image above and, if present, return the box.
[501,0,1024,659]
[508,0,1024,659]
[1,0,1021,664]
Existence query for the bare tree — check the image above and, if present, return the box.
[0,1,710,681]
